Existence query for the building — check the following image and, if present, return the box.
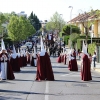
[17,11,27,18]
[40,20,48,36]
[68,10,100,38]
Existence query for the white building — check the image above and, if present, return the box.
[17,11,27,17]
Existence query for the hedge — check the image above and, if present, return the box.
[77,39,82,50]
[88,43,96,55]
[64,35,69,45]
[77,38,100,51]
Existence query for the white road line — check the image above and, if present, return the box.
[45,81,49,100]
[61,73,80,77]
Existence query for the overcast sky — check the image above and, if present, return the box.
[0,0,100,22]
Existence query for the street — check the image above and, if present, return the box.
[0,57,100,100]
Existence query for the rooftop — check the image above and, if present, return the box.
[68,9,100,23]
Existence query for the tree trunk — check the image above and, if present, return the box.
[85,27,88,44]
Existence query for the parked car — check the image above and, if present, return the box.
[21,42,33,49]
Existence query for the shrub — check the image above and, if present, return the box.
[88,43,96,55]
[64,35,69,45]
[63,24,81,35]
[77,39,82,50]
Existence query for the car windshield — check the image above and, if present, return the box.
[25,42,32,45]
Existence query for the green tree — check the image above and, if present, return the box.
[28,11,41,31]
[45,12,66,32]
[63,24,81,35]
[0,13,6,25]
[0,13,6,34]
[8,16,36,43]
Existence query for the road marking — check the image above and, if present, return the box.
[61,73,80,77]
[45,81,49,100]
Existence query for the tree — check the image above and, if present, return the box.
[63,24,81,35]
[0,13,6,25]
[45,12,66,32]
[0,13,6,35]
[70,33,80,47]
[8,16,36,43]
[28,11,41,31]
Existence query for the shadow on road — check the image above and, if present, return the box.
[19,70,36,74]
[53,66,67,68]
[14,79,34,82]
[54,80,91,83]
[0,89,58,96]
[0,81,15,84]
[53,71,69,74]
[0,96,23,100]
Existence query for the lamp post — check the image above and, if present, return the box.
[60,14,63,32]
[68,6,73,49]
[59,14,63,50]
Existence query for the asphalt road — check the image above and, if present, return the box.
[0,56,100,100]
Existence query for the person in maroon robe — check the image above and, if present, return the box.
[17,53,22,68]
[68,49,78,71]
[36,52,54,81]
[81,53,92,81]
[26,51,30,65]
[61,54,64,62]
[10,45,20,72]
[0,50,15,80]
[81,41,92,81]
[36,36,54,81]
[10,55,20,72]
[57,53,62,63]
[64,54,67,65]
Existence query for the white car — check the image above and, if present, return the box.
[21,42,32,49]
[25,42,32,49]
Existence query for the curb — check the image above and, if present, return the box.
[91,67,100,72]
[77,60,100,73]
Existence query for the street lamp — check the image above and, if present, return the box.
[59,14,63,50]
[60,14,63,32]
[68,6,73,48]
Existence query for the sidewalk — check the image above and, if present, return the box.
[91,62,100,72]
[66,46,100,73]
[77,59,100,73]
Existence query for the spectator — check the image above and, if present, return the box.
[92,52,97,69]
[89,53,92,67]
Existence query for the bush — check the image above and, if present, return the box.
[59,31,65,38]
[77,39,82,50]
[63,24,81,35]
[88,43,96,55]
[70,33,79,41]
[64,35,69,45]
[79,34,90,39]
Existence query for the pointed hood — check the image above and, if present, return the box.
[69,48,72,55]
[40,36,46,56]
[41,36,45,51]
[82,40,88,55]
[47,47,50,55]
[12,45,17,58]
[1,39,6,50]
[17,48,20,57]
[18,48,20,53]
[13,45,16,54]
[23,49,26,56]
[34,46,37,57]
[82,40,85,53]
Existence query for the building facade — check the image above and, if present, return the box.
[68,10,100,38]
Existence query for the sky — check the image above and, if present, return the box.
[0,0,100,22]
